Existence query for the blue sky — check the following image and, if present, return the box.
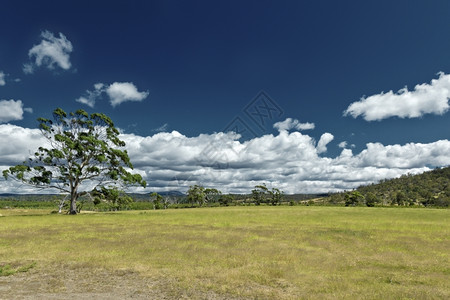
[1,0,450,194]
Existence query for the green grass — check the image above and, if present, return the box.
[0,206,448,299]
[0,262,36,276]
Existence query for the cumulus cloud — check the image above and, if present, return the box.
[356,141,450,168]
[120,131,450,193]
[23,30,73,74]
[338,141,347,148]
[0,100,32,123]
[344,72,450,121]
[274,118,315,132]
[316,133,334,154]
[0,71,5,86]
[106,82,149,107]
[1,123,449,194]
[76,82,148,107]
[0,124,44,164]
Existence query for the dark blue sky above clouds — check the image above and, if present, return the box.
[1,0,450,193]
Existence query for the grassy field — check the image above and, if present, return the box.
[0,206,448,299]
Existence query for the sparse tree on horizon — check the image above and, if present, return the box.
[268,187,283,205]
[252,184,268,205]
[187,185,206,206]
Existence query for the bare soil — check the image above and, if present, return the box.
[0,265,240,300]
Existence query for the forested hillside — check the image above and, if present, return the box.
[327,167,450,207]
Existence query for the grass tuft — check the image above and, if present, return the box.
[0,262,36,276]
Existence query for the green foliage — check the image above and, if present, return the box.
[150,192,170,209]
[0,200,55,209]
[344,191,364,206]
[325,167,450,207]
[358,167,450,207]
[251,184,284,206]
[187,185,207,206]
[251,184,268,205]
[150,192,163,209]
[204,188,221,203]
[268,187,284,205]
[365,192,378,207]
[92,187,133,211]
[218,194,234,206]
[3,108,146,214]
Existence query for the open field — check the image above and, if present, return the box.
[0,206,448,299]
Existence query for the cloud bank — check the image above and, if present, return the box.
[0,100,32,123]
[344,72,450,121]
[76,82,149,107]
[23,31,73,74]
[1,120,448,194]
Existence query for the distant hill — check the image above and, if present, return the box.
[327,166,450,207]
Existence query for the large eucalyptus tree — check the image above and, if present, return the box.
[3,108,146,214]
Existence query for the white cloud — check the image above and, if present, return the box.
[0,124,44,164]
[75,97,93,108]
[0,100,29,123]
[338,141,355,149]
[355,141,450,168]
[273,118,315,132]
[75,83,104,108]
[106,82,149,107]
[316,133,334,154]
[153,123,169,132]
[344,72,450,121]
[119,130,449,193]
[338,141,347,148]
[0,71,5,86]
[22,64,34,75]
[76,82,148,107]
[24,30,73,74]
[94,83,104,90]
[1,124,449,194]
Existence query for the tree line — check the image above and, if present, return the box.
[325,167,450,207]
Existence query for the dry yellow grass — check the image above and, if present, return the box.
[0,206,449,299]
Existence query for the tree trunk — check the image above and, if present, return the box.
[69,192,78,215]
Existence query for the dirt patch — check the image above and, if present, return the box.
[0,264,240,300]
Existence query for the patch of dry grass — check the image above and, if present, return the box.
[0,206,448,299]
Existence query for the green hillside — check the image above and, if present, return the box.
[327,166,450,207]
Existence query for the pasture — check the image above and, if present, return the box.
[0,206,448,299]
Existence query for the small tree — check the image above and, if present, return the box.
[151,192,164,209]
[204,188,221,203]
[218,194,234,206]
[394,191,407,206]
[92,186,133,211]
[365,192,378,207]
[3,108,146,214]
[187,185,206,206]
[268,187,283,206]
[345,191,364,206]
[251,184,268,205]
